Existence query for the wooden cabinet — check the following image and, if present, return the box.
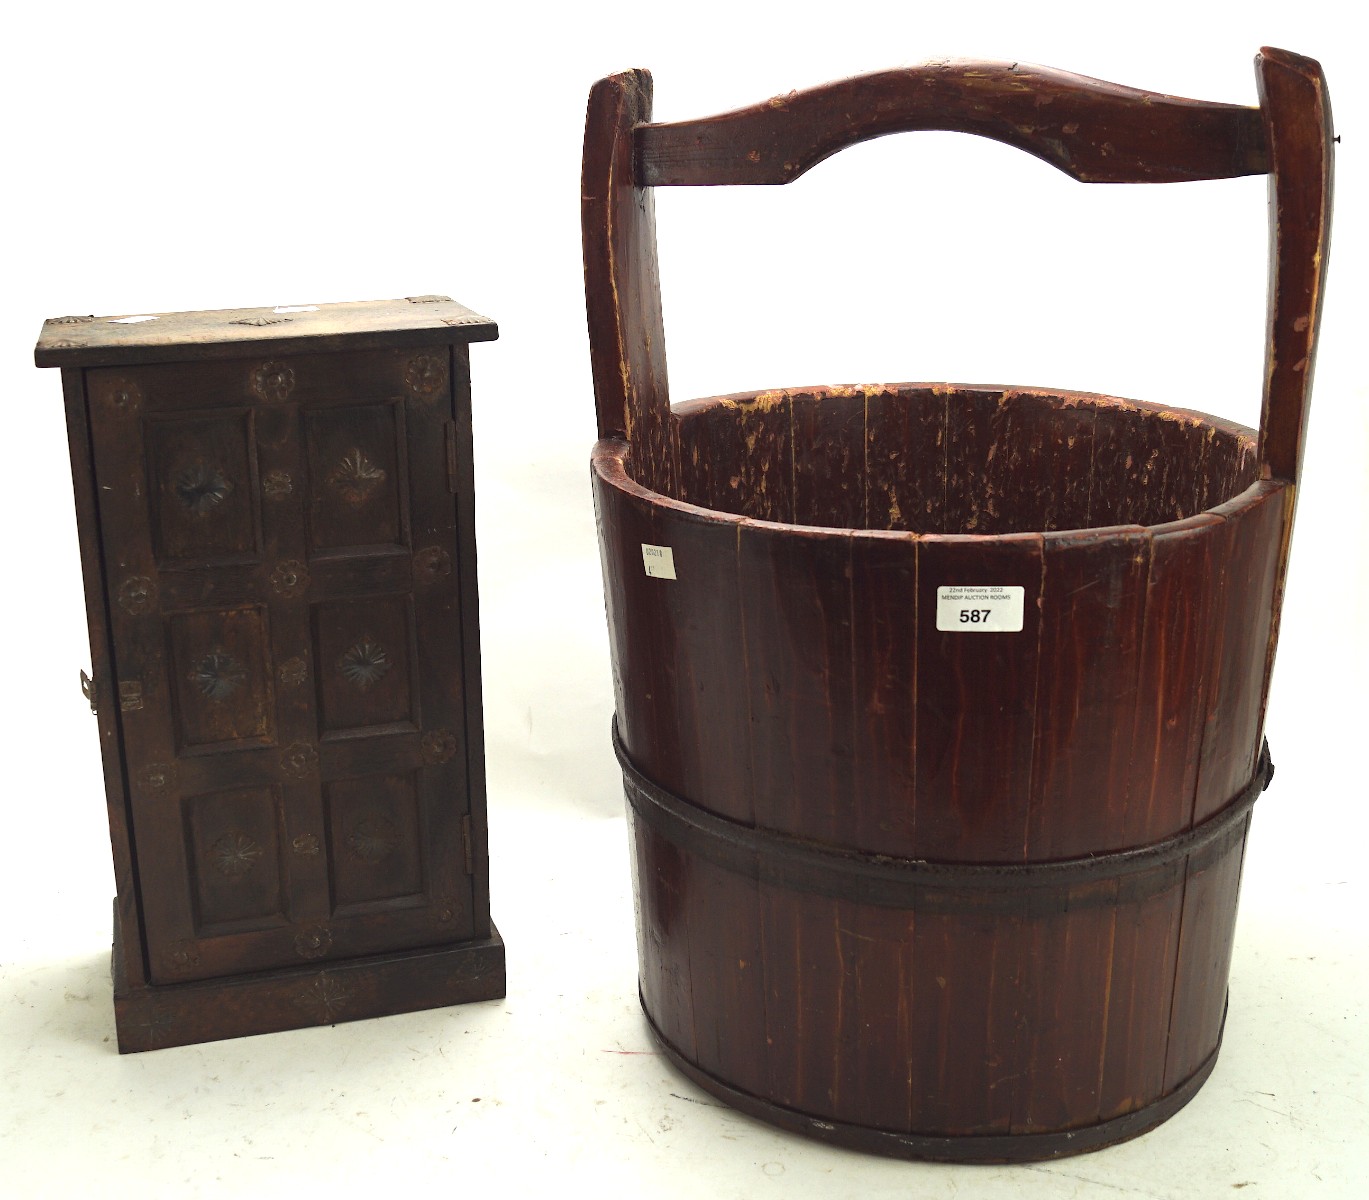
[37,297,505,1051]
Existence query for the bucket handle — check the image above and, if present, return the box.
[583,50,1332,490]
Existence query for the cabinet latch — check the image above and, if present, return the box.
[79,669,97,715]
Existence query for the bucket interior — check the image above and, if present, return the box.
[665,385,1260,534]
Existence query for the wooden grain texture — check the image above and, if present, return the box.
[1194,482,1288,822]
[586,48,1331,1162]
[1164,821,1251,1092]
[582,70,675,495]
[637,60,1268,187]
[36,296,495,368]
[1256,47,1334,486]
[1027,527,1148,858]
[913,532,1043,863]
[739,522,854,844]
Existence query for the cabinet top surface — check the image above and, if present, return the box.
[34,296,497,368]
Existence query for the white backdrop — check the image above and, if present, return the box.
[3,3,1365,1196]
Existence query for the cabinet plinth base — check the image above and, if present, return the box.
[111,911,505,1053]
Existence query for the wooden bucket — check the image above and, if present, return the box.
[582,51,1332,1163]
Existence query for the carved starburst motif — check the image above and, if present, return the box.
[338,638,391,690]
[294,973,350,1023]
[347,813,399,863]
[210,830,263,878]
[327,449,387,505]
[130,1005,175,1047]
[173,463,234,514]
[191,650,246,701]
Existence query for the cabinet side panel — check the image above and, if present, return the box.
[61,366,148,986]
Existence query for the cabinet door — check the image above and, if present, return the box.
[89,346,475,985]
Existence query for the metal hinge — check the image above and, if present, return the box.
[445,421,459,494]
[79,669,97,715]
[462,814,474,876]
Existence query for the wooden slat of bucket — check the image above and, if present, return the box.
[1028,527,1149,857]
[651,509,754,825]
[848,533,920,857]
[864,386,946,533]
[792,391,868,529]
[675,392,794,522]
[830,898,917,1133]
[909,910,1022,1135]
[1121,515,1225,844]
[1098,869,1185,1120]
[760,882,846,1116]
[628,809,696,1064]
[594,456,757,826]
[948,390,1095,535]
[1010,881,1119,1133]
[592,457,669,781]
[913,533,1045,863]
[1195,481,1289,821]
[739,523,856,844]
[1164,818,1251,1091]
[684,856,767,1097]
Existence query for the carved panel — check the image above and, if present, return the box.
[325,772,424,912]
[304,402,405,553]
[327,449,388,506]
[190,651,246,701]
[147,410,259,564]
[312,595,416,735]
[210,831,263,878]
[183,786,286,931]
[338,637,391,690]
[168,606,275,750]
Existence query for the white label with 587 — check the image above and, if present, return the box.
[935,585,1025,632]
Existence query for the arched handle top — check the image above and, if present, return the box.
[636,59,1270,187]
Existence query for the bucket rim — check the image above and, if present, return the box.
[593,381,1281,540]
